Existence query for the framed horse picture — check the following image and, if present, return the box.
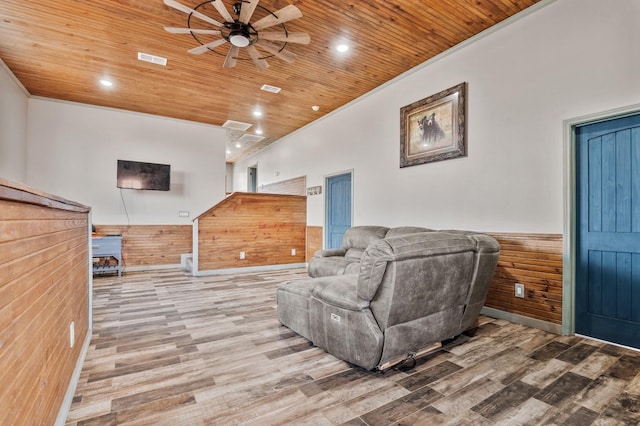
[400,82,467,167]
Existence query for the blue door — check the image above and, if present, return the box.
[325,173,352,249]
[576,113,640,349]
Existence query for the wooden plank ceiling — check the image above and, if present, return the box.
[0,0,541,162]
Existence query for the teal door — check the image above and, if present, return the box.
[576,113,640,349]
[325,173,352,249]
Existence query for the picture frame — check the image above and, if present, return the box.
[400,82,467,167]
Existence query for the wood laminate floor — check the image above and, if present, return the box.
[66,269,640,425]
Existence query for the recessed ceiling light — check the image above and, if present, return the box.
[235,142,242,148]
[255,129,263,135]
[226,149,231,154]
[336,44,349,53]
[253,110,263,117]
[312,105,320,111]
[99,79,113,87]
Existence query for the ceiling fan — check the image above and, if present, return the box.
[164,0,310,70]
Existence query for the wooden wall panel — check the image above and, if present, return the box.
[485,233,563,324]
[306,226,323,262]
[258,176,306,196]
[94,225,192,267]
[197,193,306,271]
[296,226,564,324]
[0,178,90,425]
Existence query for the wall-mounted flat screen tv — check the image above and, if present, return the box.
[117,160,170,191]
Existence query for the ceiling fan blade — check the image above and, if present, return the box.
[252,5,302,31]
[163,0,223,27]
[224,45,239,68]
[259,31,310,44]
[188,38,227,54]
[164,27,221,35]
[246,45,269,70]
[210,0,234,22]
[255,40,296,63]
[239,0,259,24]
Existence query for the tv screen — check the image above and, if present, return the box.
[117,160,170,191]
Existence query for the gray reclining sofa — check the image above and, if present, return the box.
[276,227,499,370]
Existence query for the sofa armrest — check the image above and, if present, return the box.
[314,248,347,258]
[310,275,368,311]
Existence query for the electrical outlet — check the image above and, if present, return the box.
[69,321,75,348]
[239,251,245,260]
[291,248,296,256]
[178,210,189,217]
[515,283,525,299]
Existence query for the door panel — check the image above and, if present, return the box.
[325,173,352,249]
[576,114,640,348]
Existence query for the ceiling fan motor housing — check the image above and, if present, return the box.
[227,22,252,47]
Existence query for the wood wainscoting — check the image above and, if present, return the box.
[486,233,563,324]
[94,225,192,268]
[304,227,563,324]
[195,192,307,272]
[306,226,323,262]
[0,178,90,425]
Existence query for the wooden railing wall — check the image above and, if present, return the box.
[94,225,192,268]
[196,192,306,271]
[0,178,90,425]
[305,227,563,325]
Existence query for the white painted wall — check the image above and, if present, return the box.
[27,98,227,224]
[233,0,639,234]
[0,60,28,183]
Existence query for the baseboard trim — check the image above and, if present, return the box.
[481,307,562,335]
[55,328,91,426]
[194,263,307,276]
[124,264,183,272]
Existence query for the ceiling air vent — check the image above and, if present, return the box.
[260,84,281,94]
[137,52,167,66]
[238,134,265,144]
[222,120,252,131]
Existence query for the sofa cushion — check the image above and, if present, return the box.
[276,279,318,340]
[345,247,365,259]
[310,275,368,311]
[308,256,354,277]
[343,226,389,250]
[313,248,347,258]
[385,226,432,238]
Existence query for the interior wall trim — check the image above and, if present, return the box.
[481,307,561,335]
[194,263,307,277]
[54,329,92,426]
[562,101,640,336]
[124,264,183,273]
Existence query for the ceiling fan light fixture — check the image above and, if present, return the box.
[229,32,250,47]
